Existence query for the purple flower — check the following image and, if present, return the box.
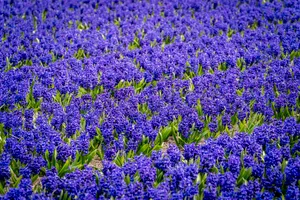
[183,143,197,161]
[57,143,72,162]
[0,153,11,181]
[203,186,217,200]
[167,144,181,165]
[42,168,62,195]
[286,184,300,200]
[262,167,283,194]
[227,155,241,175]
[155,156,171,172]
[4,178,33,199]
[146,184,169,200]
[265,144,282,167]
[285,158,300,185]
[219,172,236,193]
[283,117,298,136]
[125,182,144,199]
[208,121,218,133]
[206,173,219,188]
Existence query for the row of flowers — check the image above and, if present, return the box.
[1,118,299,199]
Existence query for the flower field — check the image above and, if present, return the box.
[0,0,300,199]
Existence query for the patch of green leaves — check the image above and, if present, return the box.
[133,78,148,93]
[236,57,246,71]
[248,21,258,30]
[238,112,264,133]
[76,21,89,31]
[53,91,73,109]
[42,10,47,21]
[154,169,164,187]
[2,33,7,42]
[115,80,132,90]
[236,167,252,186]
[218,62,228,71]
[128,36,141,50]
[236,88,244,96]
[77,86,103,100]
[138,103,152,118]
[9,166,23,188]
[74,48,89,60]
[0,181,6,195]
[183,66,198,80]
[114,152,126,167]
[161,36,175,51]
[290,50,300,62]
[5,58,32,72]
[114,17,121,27]
[227,28,235,38]
[59,190,72,200]
[26,80,42,111]
[195,173,207,200]
[44,147,99,178]
[272,104,295,120]
[0,124,5,154]
[136,136,151,156]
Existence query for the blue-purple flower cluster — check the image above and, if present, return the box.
[0,0,299,199]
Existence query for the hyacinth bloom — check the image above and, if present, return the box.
[0,0,300,199]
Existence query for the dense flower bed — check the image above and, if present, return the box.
[0,0,299,199]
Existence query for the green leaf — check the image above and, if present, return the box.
[59,190,64,200]
[172,134,180,147]
[124,175,130,185]
[195,99,203,117]
[177,136,186,147]
[62,191,69,200]
[0,182,5,194]
[196,173,202,183]
[97,148,104,160]
[281,159,287,173]
[197,64,204,76]
[138,143,150,155]
[10,167,22,187]
[236,167,252,186]
[115,80,126,89]
[52,149,57,169]
[155,169,164,184]
[127,150,135,159]
[31,174,39,183]
[236,88,244,96]
[220,165,225,174]
[87,149,97,164]
[211,166,219,173]
[44,150,51,168]
[128,35,141,50]
[80,117,86,131]
[152,144,162,151]
[77,87,88,98]
[58,158,71,177]
[154,132,163,145]
[53,91,62,104]
[134,171,140,182]
[243,168,252,179]
[161,127,172,141]
[218,62,227,71]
